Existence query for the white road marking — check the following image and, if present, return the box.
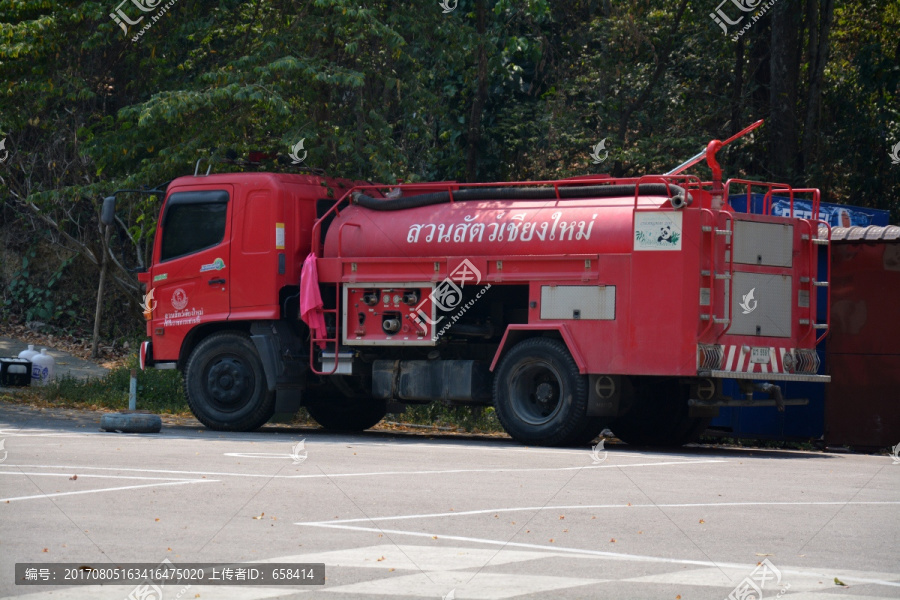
[0,471,203,482]
[259,544,560,571]
[296,500,900,526]
[0,459,727,479]
[321,570,601,599]
[0,479,215,503]
[300,524,900,589]
[0,585,298,599]
[0,428,110,437]
[224,452,296,459]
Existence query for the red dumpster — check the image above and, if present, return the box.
[826,225,900,449]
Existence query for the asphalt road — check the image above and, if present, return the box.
[1,403,898,600]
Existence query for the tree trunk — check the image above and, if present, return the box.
[465,0,488,182]
[769,0,802,180]
[91,225,111,359]
[801,0,835,173]
[730,35,745,136]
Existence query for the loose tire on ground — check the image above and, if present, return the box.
[100,412,162,433]
[493,337,593,447]
[183,332,275,431]
[610,377,711,446]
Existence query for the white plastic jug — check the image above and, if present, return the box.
[30,348,55,385]
[18,344,38,361]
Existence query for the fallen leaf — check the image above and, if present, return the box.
[69,475,77,480]
[376,556,385,562]
[676,595,682,599]
[252,513,265,520]
[699,519,705,524]
[42,548,48,553]
[155,518,160,522]
[167,548,172,552]
[610,538,616,543]
[834,577,846,586]
[627,502,632,506]
[559,515,565,520]
[389,568,395,572]
[549,539,554,543]
[432,536,438,539]
[563,529,568,533]
[638,531,643,534]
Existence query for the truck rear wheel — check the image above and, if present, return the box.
[184,332,275,431]
[493,337,591,447]
[611,378,711,446]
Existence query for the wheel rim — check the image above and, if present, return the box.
[205,355,254,413]
[508,359,565,426]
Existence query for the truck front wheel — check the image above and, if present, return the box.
[184,332,275,431]
[493,337,595,447]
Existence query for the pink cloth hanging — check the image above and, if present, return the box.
[300,253,327,349]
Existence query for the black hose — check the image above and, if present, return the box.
[352,183,690,211]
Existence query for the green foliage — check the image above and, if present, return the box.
[4,250,79,323]
[1,0,898,345]
[3,0,898,221]
[391,404,503,434]
[40,354,188,414]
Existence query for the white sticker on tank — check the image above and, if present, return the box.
[634,211,683,251]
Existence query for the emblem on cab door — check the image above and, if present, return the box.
[739,287,758,314]
[171,288,188,311]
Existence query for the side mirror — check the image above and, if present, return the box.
[101,196,116,226]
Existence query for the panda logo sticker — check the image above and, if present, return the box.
[634,212,683,251]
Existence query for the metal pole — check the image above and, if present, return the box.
[665,120,764,175]
[129,369,137,411]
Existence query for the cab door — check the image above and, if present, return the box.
[148,186,233,358]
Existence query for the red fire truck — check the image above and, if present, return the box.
[102,128,831,446]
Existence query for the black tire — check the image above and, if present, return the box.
[306,396,387,431]
[183,332,275,431]
[100,413,162,433]
[493,337,591,447]
[610,378,711,446]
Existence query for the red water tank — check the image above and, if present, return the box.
[324,195,671,259]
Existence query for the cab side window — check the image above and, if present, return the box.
[160,191,228,262]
